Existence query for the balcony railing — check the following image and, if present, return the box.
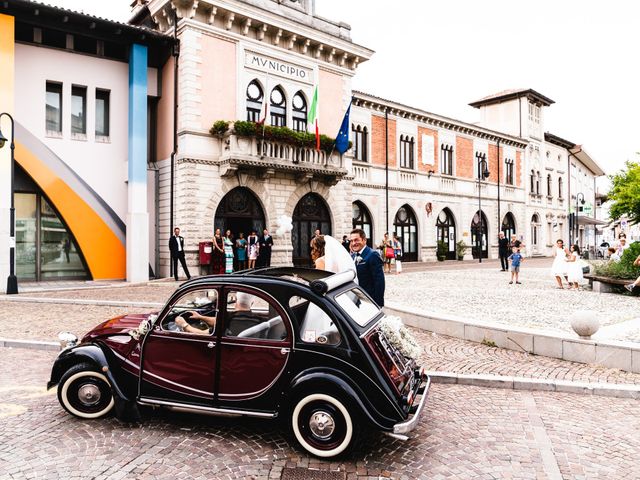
[353,165,369,183]
[219,134,348,180]
[439,177,455,191]
[399,171,417,187]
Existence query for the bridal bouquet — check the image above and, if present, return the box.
[378,315,422,359]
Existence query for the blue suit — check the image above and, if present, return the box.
[353,246,385,307]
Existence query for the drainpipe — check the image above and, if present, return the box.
[385,107,389,234]
[169,11,179,277]
[497,138,501,234]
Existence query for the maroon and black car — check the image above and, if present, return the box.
[47,268,430,458]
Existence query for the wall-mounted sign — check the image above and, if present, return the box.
[245,51,313,84]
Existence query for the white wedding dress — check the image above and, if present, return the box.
[322,235,358,281]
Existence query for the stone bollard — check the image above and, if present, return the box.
[569,310,600,339]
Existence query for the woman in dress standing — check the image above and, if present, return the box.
[236,232,247,271]
[224,229,234,274]
[551,239,570,289]
[247,230,259,269]
[211,228,225,275]
[566,244,584,290]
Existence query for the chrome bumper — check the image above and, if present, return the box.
[392,374,431,436]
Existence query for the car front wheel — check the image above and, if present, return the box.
[58,363,115,419]
[291,393,357,458]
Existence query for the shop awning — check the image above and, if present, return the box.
[577,216,609,226]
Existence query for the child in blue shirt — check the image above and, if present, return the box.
[508,247,523,284]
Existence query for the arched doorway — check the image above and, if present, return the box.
[394,205,418,262]
[214,187,266,241]
[436,208,456,260]
[531,213,541,255]
[471,210,489,259]
[292,193,332,266]
[352,201,373,248]
[501,212,516,239]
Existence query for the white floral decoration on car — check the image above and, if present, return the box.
[378,315,422,359]
[129,315,156,340]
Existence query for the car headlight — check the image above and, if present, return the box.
[58,331,78,349]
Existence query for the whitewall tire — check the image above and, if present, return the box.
[58,363,115,419]
[291,393,355,458]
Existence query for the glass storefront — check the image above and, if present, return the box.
[16,192,89,281]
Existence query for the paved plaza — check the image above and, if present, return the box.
[1,264,640,479]
[1,348,640,480]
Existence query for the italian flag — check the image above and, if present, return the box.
[307,85,320,150]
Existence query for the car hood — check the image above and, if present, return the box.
[82,313,154,342]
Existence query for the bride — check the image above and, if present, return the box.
[311,234,357,280]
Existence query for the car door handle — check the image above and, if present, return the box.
[280,348,290,355]
[207,342,215,348]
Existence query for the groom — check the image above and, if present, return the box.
[349,228,385,307]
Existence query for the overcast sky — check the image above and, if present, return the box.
[46,0,639,183]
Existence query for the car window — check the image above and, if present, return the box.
[161,289,218,335]
[223,290,287,341]
[289,296,341,346]
[334,288,380,327]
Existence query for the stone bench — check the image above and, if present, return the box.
[584,274,633,293]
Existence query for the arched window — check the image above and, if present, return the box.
[530,170,535,192]
[394,205,418,261]
[436,208,456,260]
[270,86,286,127]
[246,80,263,122]
[471,210,489,259]
[292,91,307,132]
[292,193,331,266]
[475,152,488,180]
[352,201,373,247]
[558,177,564,199]
[547,174,552,197]
[352,125,368,162]
[440,144,454,175]
[536,171,541,195]
[504,158,514,185]
[501,212,516,239]
[400,135,414,169]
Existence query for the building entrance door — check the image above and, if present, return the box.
[471,211,488,259]
[292,193,331,267]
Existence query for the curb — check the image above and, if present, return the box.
[427,371,640,400]
[0,297,164,309]
[1,338,638,399]
[385,304,640,374]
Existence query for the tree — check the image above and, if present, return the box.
[608,160,640,224]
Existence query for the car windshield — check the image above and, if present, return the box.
[334,288,380,327]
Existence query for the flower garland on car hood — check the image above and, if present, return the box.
[378,315,422,359]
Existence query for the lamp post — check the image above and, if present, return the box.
[0,112,18,294]
[476,154,490,263]
[575,192,585,249]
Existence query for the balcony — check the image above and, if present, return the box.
[399,171,417,187]
[353,164,370,183]
[439,177,456,192]
[218,134,348,184]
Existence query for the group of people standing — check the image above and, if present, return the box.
[169,227,273,281]
[551,239,584,289]
[207,228,273,275]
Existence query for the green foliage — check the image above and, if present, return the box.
[455,240,467,259]
[436,240,447,261]
[592,241,640,279]
[608,160,640,224]
[481,338,497,348]
[211,120,351,154]
[209,120,230,136]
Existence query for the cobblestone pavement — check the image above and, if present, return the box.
[1,348,639,480]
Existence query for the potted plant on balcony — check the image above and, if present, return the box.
[209,120,230,137]
[436,240,447,262]
[456,240,467,261]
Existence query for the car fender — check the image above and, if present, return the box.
[47,343,140,421]
[287,369,397,430]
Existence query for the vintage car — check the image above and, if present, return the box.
[47,268,430,458]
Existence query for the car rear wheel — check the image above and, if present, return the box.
[58,363,114,419]
[291,393,357,458]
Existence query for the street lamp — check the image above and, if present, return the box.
[0,112,18,294]
[574,192,585,249]
[476,153,490,263]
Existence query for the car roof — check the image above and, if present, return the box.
[179,267,332,290]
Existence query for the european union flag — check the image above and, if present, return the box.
[334,100,353,155]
